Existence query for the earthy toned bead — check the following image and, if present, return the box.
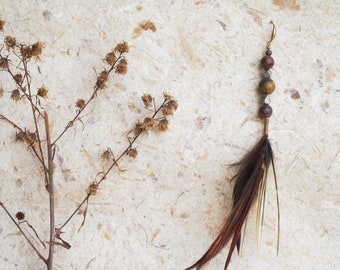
[263,70,271,79]
[259,104,273,118]
[261,55,275,69]
[258,78,275,94]
[265,49,272,56]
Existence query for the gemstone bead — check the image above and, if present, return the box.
[259,78,276,94]
[265,49,272,56]
[263,70,271,79]
[261,55,275,69]
[259,104,273,118]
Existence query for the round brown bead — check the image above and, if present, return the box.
[259,104,273,118]
[261,55,275,69]
[258,78,275,94]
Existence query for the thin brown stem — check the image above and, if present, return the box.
[6,57,49,187]
[21,59,48,187]
[59,195,90,230]
[44,112,55,270]
[0,201,47,264]
[0,114,47,170]
[52,53,124,146]
[59,98,168,230]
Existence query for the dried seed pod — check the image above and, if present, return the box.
[30,42,45,59]
[126,148,138,158]
[37,87,48,97]
[101,149,112,161]
[162,100,178,116]
[96,71,109,89]
[15,130,36,145]
[5,36,16,49]
[11,89,20,101]
[163,93,173,101]
[158,118,169,131]
[0,57,9,70]
[142,94,153,108]
[142,117,155,131]
[134,122,143,135]
[86,182,99,196]
[16,211,25,221]
[105,52,116,66]
[114,41,129,53]
[115,58,127,75]
[13,74,23,84]
[20,45,31,59]
[76,99,86,110]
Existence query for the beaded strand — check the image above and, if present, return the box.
[258,21,276,135]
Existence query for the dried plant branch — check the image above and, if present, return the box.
[2,43,50,188]
[59,94,177,231]
[19,220,46,249]
[0,114,47,172]
[0,21,177,270]
[52,48,128,146]
[0,202,47,264]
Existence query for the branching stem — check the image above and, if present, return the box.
[59,98,167,230]
[52,53,124,146]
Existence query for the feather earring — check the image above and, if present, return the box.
[185,22,280,270]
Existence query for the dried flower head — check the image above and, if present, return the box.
[16,130,36,145]
[0,19,5,31]
[104,52,116,66]
[16,211,25,221]
[163,93,173,101]
[142,94,153,108]
[5,36,16,50]
[20,42,45,60]
[30,42,45,59]
[20,46,31,59]
[37,87,48,97]
[11,89,20,101]
[158,118,169,132]
[0,57,9,70]
[141,117,155,131]
[162,100,178,116]
[25,131,37,145]
[101,149,113,161]
[13,74,23,84]
[96,70,109,89]
[115,58,127,75]
[114,41,129,54]
[76,99,86,110]
[86,182,99,196]
[134,122,143,136]
[126,147,138,158]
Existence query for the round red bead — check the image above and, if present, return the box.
[261,55,275,69]
[259,104,273,118]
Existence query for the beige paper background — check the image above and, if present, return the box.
[0,0,339,269]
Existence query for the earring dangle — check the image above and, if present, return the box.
[185,21,280,270]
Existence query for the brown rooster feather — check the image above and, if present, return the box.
[185,135,279,270]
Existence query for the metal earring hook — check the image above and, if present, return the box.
[266,21,277,50]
